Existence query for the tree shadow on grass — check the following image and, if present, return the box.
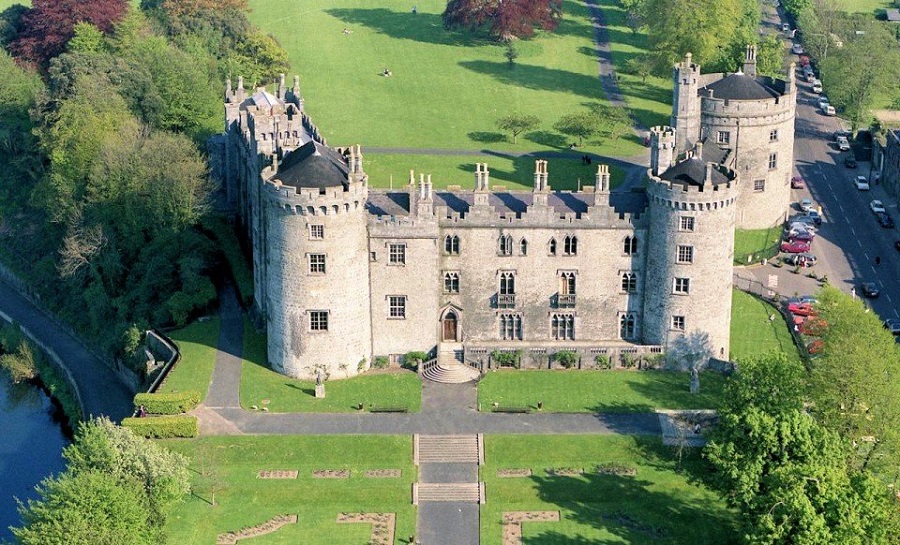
[526,470,737,544]
[459,60,605,100]
[525,130,569,149]
[468,131,507,144]
[325,8,492,47]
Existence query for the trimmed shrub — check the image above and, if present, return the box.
[134,391,201,415]
[491,350,521,369]
[373,355,390,369]
[554,350,578,369]
[594,354,612,369]
[404,351,429,367]
[122,415,199,438]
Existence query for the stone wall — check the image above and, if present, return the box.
[883,130,900,201]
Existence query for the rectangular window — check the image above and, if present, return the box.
[769,129,778,142]
[309,311,328,331]
[443,272,460,294]
[716,131,731,145]
[309,225,324,239]
[388,243,406,265]
[672,315,686,331]
[388,296,406,319]
[679,216,695,232]
[308,253,326,274]
[370,251,377,262]
[551,313,575,340]
[768,153,777,170]
[676,245,694,264]
[674,277,691,294]
[753,179,766,192]
[499,314,523,340]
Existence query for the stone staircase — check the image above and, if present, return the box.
[421,347,481,384]
[414,483,483,503]
[415,434,482,464]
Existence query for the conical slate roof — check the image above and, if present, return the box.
[660,157,730,188]
[273,141,349,189]
[701,72,780,101]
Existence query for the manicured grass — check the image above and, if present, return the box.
[248,0,649,157]
[239,323,422,412]
[733,227,781,264]
[365,152,628,191]
[835,0,891,14]
[161,435,416,544]
[478,369,725,412]
[730,289,801,364]
[595,0,673,130]
[161,318,221,402]
[481,435,737,545]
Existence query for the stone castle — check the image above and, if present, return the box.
[212,46,796,380]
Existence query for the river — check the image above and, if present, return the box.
[0,377,68,541]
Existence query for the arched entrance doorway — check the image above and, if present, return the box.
[442,310,458,342]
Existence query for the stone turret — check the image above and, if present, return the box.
[649,126,676,176]
[672,53,701,154]
[531,160,550,208]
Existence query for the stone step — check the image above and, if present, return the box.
[417,435,480,463]
[415,483,482,503]
[423,362,480,384]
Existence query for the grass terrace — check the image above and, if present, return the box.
[730,289,801,364]
[478,370,725,413]
[734,227,781,265]
[162,435,416,544]
[160,317,221,402]
[481,435,737,544]
[239,323,422,413]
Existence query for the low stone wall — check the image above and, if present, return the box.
[146,330,180,393]
[467,345,667,371]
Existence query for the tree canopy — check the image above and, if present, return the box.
[442,0,563,40]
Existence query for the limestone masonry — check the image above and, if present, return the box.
[212,47,796,379]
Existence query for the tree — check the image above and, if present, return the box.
[9,0,128,68]
[495,113,540,143]
[755,35,785,78]
[588,103,633,147]
[624,55,652,83]
[504,42,518,67]
[705,354,896,544]
[554,112,597,146]
[13,470,160,545]
[442,0,563,40]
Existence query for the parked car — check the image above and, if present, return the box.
[798,54,810,67]
[860,282,880,298]
[806,70,817,83]
[818,96,830,110]
[799,198,814,213]
[812,80,823,94]
[782,23,791,32]
[787,221,816,234]
[800,317,828,337]
[845,155,858,169]
[884,319,900,335]
[854,175,869,189]
[791,43,804,55]
[791,175,805,188]
[870,200,886,214]
[799,295,818,305]
[781,239,811,253]
[784,254,817,268]
[876,212,895,228]
[786,230,814,242]
[836,136,850,151]
[807,210,822,225]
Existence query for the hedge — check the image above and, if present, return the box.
[122,415,199,438]
[134,391,201,415]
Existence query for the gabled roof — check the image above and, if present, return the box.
[700,72,780,101]
[250,90,282,108]
[273,141,349,189]
[659,157,730,188]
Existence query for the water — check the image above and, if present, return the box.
[0,377,68,540]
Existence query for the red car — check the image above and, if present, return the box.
[787,302,816,316]
[781,239,811,253]
[791,176,805,188]
[798,55,810,67]
[800,317,828,337]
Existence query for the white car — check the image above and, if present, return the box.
[817,96,830,110]
[791,43,804,55]
[855,176,870,190]
[811,81,822,94]
[782,23,790,32]
[800,198,814,213]
[822,104,836,116]
[870,200,885,214]
[836,136,850,151]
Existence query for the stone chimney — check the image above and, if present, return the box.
[593,164,610,206]
[277,73,286,100]
[743,44,757,79]
[532,160,550,207]
[473,163,490,207]
[225,77,233,102]
[416,174,434,216]
[235,76,246,102]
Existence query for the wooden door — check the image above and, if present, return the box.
[442,314,457,341]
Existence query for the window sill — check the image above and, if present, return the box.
[387,317,407,320]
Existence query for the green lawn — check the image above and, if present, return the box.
[734,227,781,265]
[478,369,725,412]
[240,323,422,413]
[730,289,801,364]
[481,435,737,544]
[161,435,416,544]
[835,0,892,14]
[160,318,221,402]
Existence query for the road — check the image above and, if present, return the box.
[763,5,900,320]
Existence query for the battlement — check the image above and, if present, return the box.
[261,173,368,215]
[647,160,738,212]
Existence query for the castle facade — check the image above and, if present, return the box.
[215,47,794,380]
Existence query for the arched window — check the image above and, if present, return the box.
[499,272,515,295]
[623,235,638,255]
[444,235,460,255]
[498,234,513,256]
[619,313,636,339]
[621,272,637,293]
[551,314,575,340]
[499,314,523,340]
[548,238,557,256]
[564,235,578,255]
[560,272,576,295]
[443,272,460,293]
[519,238,528,256]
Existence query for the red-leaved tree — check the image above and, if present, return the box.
[442,0,562,40]
[10,0,128,68]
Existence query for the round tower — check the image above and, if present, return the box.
[260,142,372,380]
[642,154,739,360]
[672,53,702,155]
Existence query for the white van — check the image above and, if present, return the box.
[822,104,836,116]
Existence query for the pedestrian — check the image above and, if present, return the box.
[875,256,881,266]
[138,405,147,418]
[586,156,592,165]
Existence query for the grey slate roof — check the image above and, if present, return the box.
[366,190,648,218]
[887,8,900,21]
[700,73,780,101]
[659,157,730,188]
[273,141,349,189]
